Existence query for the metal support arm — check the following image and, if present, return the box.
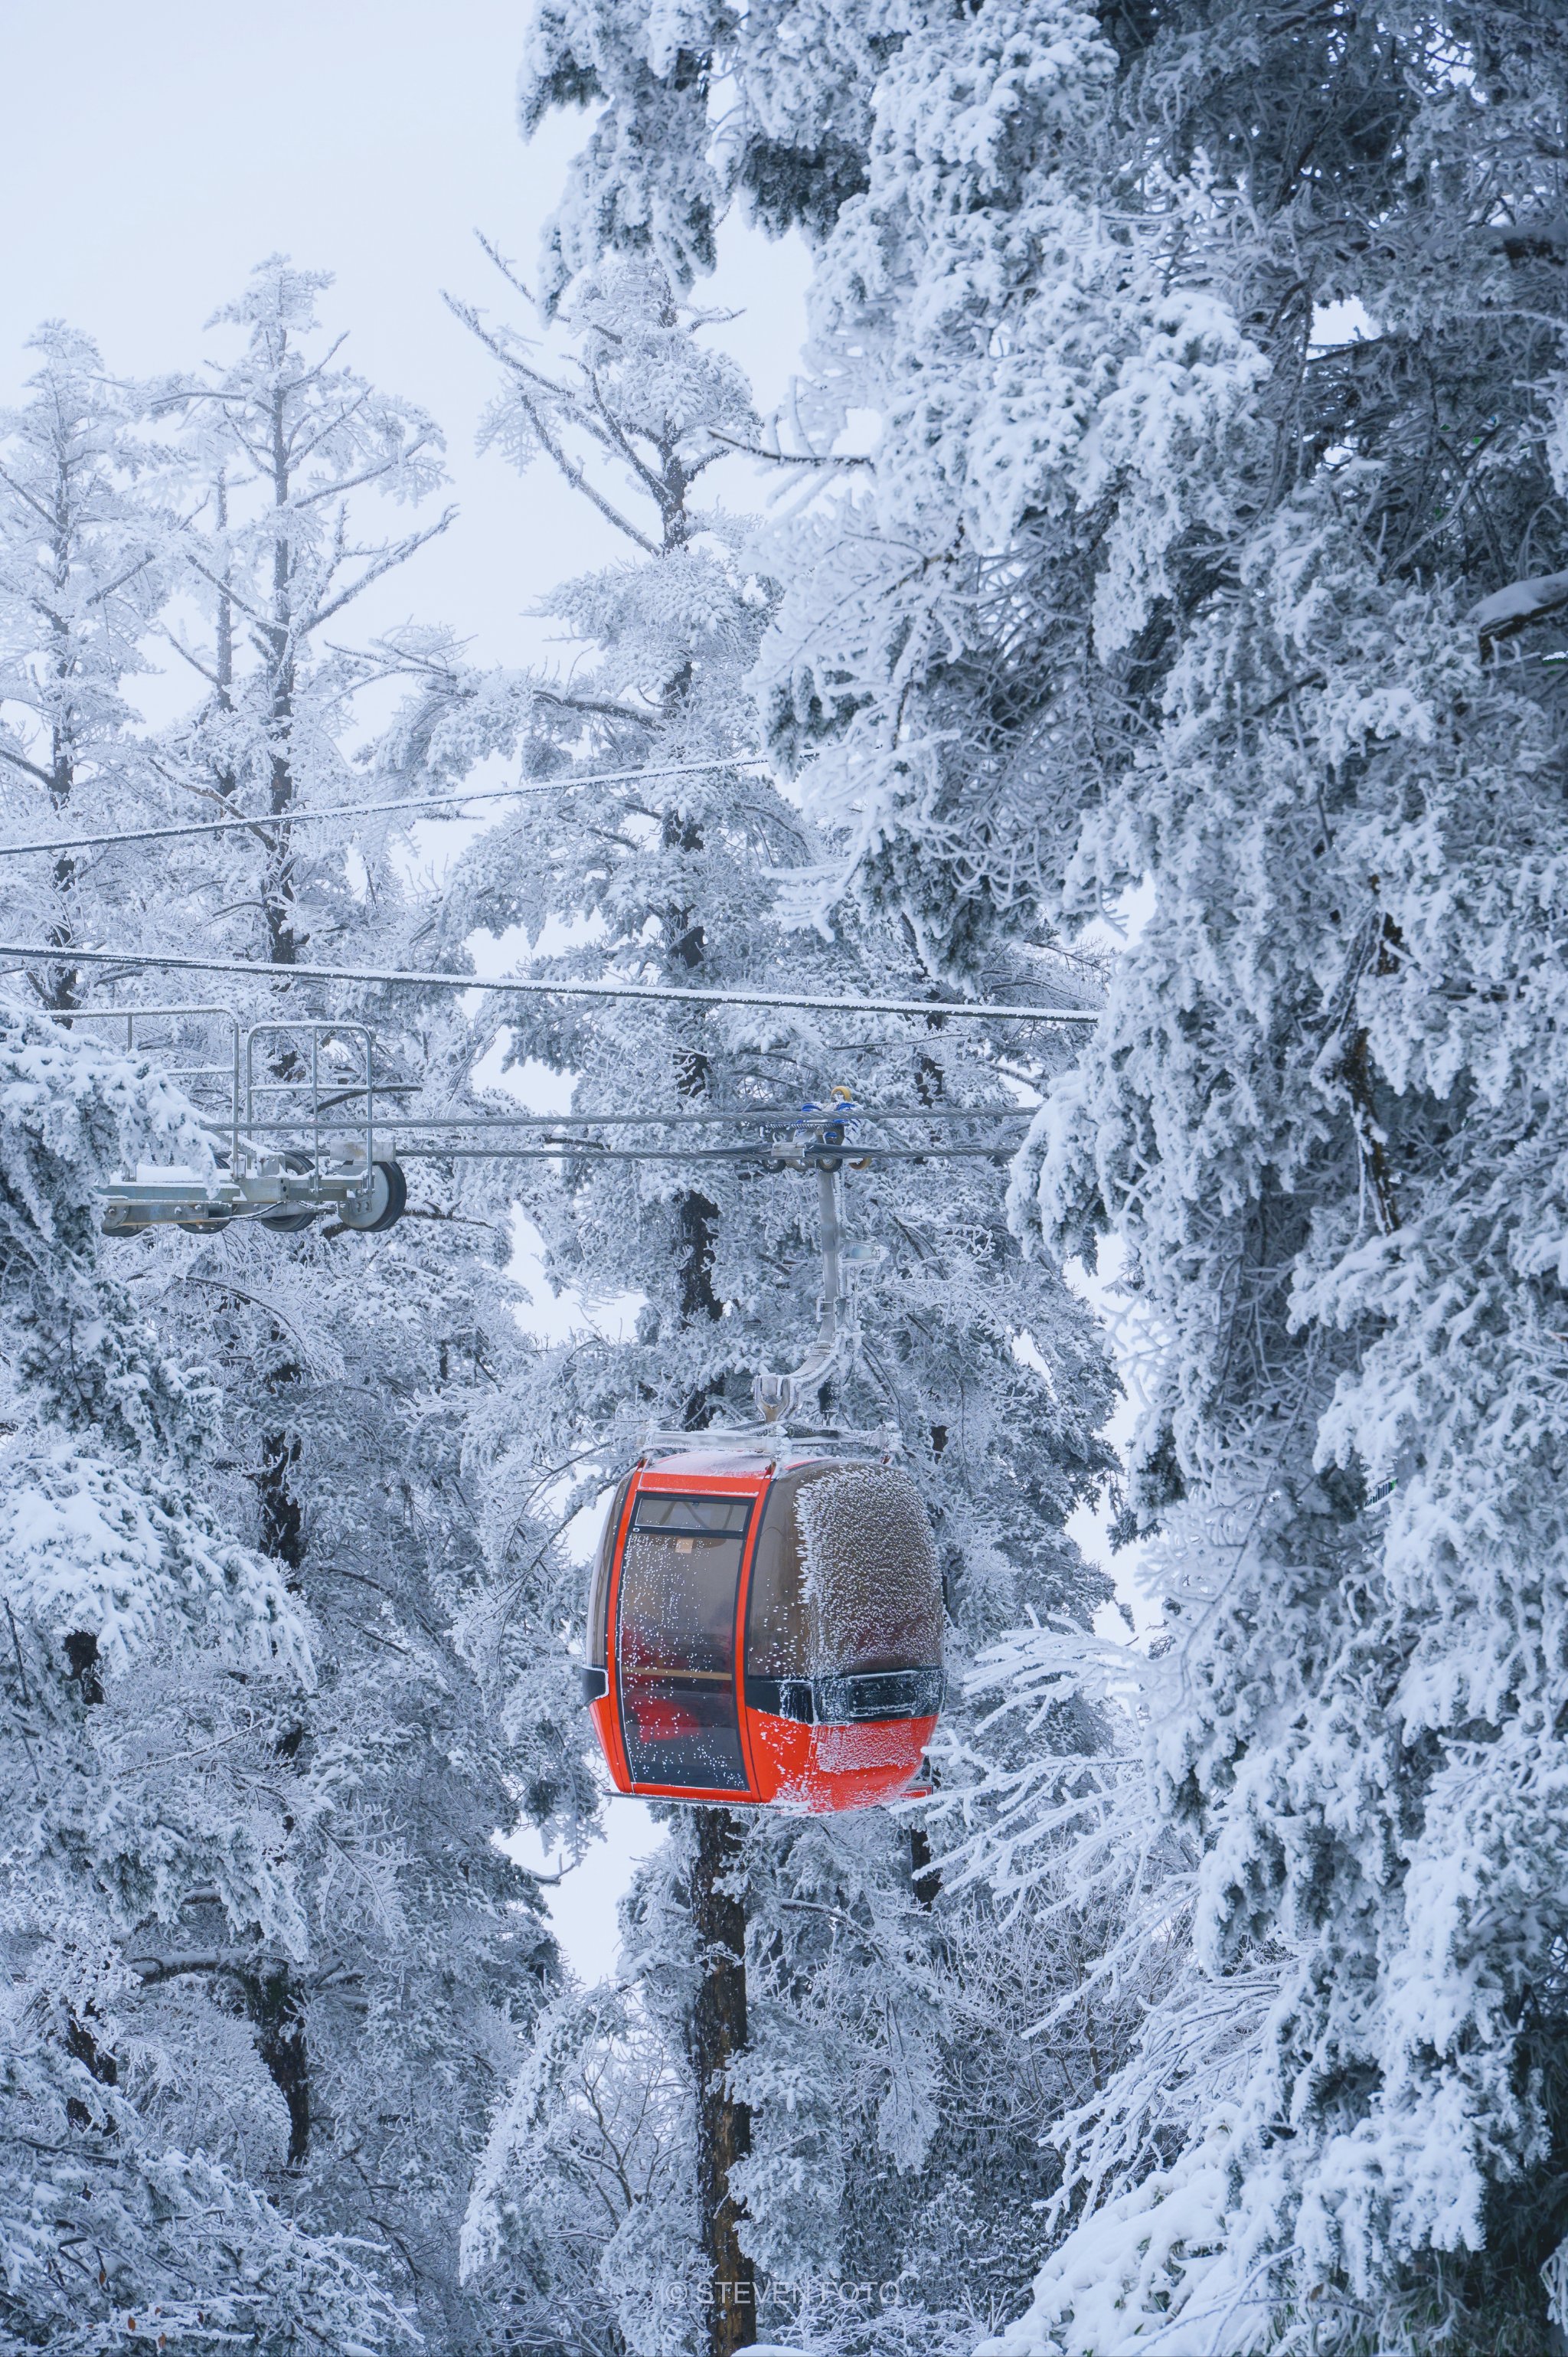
[753,1165,847,1425]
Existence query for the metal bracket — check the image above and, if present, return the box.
[751,1094,886,1428]
[640,1423,900,1460]
[57,1009,407,1235]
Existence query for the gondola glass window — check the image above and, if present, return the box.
[616,1492,753,1790]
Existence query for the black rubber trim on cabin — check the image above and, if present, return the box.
[744,1668,946,1726]
[744,1675,816,1723]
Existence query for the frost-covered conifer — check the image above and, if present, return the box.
[0,271,579,2352]
[153,255,452,967]
[110,264,580,2351]
[0,1012,407,2349]
[0,326,170,1006]
[427,245,1117,2352]
[526,3,1568,2351]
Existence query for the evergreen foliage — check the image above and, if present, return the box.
[423,250,1120,2351]
[0,1016,408,2351]
[13,1,1560,2346]
[521,1,1568,2349]
[0,268,571,2352]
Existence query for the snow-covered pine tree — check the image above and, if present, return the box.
[131,263,588,2349]
[523,1,1568,2349]
[0,271,586,2350]
[424,244,1119,2350]
[153,254,452,969]
[0,325,170,1007]
[0,1009,407,2349]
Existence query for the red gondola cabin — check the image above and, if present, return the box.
[582,1443,945,1812]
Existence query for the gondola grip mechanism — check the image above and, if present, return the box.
[754,1162,859,1424]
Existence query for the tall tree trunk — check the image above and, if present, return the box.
[662,792,754,2342]
[43,500,80,1012]
[247,1343,310,2147]
[247,1966,311,2168]
[675,1084,752,2344]
[263,386,300,965]
[690,1806,756,2355]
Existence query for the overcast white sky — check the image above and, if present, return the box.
[0,0,812,678]
[0,0,813,1980]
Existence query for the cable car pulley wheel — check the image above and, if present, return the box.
[339,1159,407,1233]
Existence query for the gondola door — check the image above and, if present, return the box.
[616,1489,753,1793]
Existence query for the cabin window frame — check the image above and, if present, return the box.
[587,1471,635,1670]
[614,1484,756,1794]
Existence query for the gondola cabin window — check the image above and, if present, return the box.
[616,1492,753,1791]
[586,1473,632,1672]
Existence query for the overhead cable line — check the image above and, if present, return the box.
[0,942,1099,1025]
[230,1104,1035,1134]
[0,755,769,861]
[394,1143,1018,1163]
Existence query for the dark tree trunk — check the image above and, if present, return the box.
[251,1345,309,2149]
[257,1429,305,1583]
[910,1819,942,1909]
[61,1633,117,2130]
[64,2006,118,2133]
[689,1807,756,2355]
[677,1187,720,1325]
[657,493,752,2350]
[247,1966,311,2166]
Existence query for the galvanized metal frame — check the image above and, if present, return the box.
[45,1002,1026,1239]
[53,1009,394,1232]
